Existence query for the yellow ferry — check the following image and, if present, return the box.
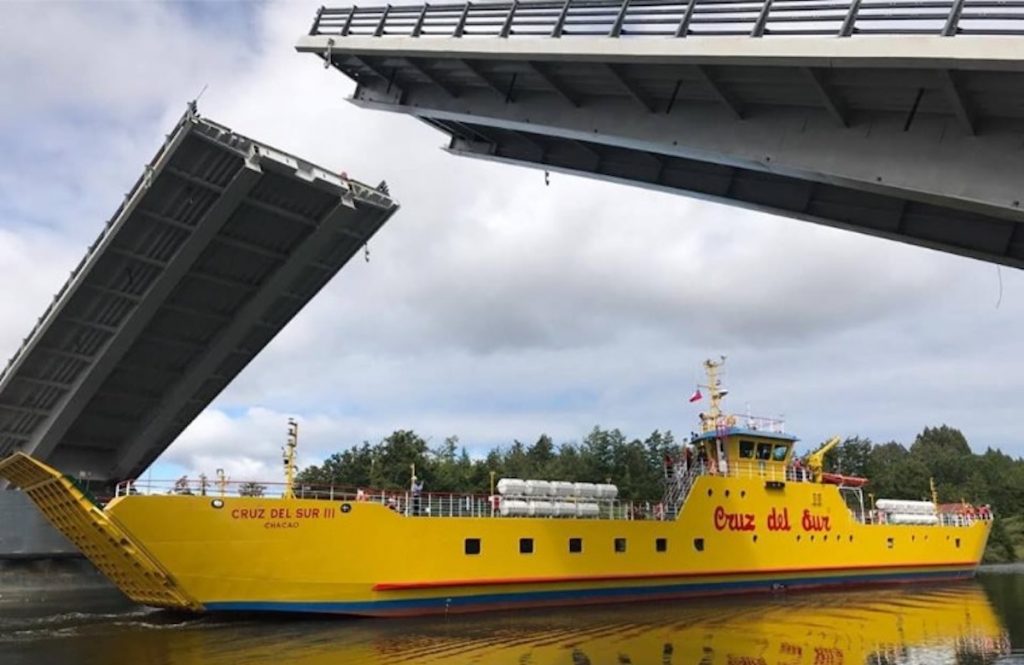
[0,359,992,616]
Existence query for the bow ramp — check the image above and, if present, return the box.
[0,452,199,611]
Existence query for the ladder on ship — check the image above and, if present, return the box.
[661,463,701,520]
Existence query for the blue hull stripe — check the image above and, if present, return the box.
[203,567,975,615]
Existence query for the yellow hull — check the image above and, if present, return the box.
[0,453,991,616]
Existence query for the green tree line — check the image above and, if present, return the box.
[297,424,1023,562]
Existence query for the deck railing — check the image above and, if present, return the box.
[310,0,1024,39]
[117,468,992,527]
[115,478,665,520]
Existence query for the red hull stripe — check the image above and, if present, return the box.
[372,560,978,591]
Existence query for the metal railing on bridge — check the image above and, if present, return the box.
[310,0,1024,39]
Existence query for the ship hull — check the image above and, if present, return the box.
[201,566,979,617]
[0,453,992,617]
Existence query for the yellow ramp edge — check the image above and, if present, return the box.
[0,452,200,611]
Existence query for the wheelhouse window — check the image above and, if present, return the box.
[520,538,534,554]
[465,538,481,555]
[739,440,755,459]
[569,537,583,553]
[614,538,627,553]
[756,443,772,460]
[772,444,789,462]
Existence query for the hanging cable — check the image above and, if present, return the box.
[995,265,1003,308]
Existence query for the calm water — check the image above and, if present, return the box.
[2,566,1022,665]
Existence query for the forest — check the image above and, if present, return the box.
[297,424,1023,562]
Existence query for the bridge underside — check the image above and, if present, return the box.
[299,33,1024,267]
[0,108,398,483]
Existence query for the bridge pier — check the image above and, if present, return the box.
[0,492,76,559]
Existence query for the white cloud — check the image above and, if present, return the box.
[1,1,1022,485]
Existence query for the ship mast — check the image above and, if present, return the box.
[700,356,727,433]
[283,418,298,500]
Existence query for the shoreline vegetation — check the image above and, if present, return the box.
[297,425,1023,563]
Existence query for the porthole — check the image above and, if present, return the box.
[614,538,627,554]
[752,534,758,543]
[340,503,352,513]
[956,538,961,549]
[823,535,828,541]
[210,499,224,509]
[810,535,815,542]
[707,489,713,497]
[693,538,705,552]
[520,538,534,554]
[887,537,894,549]
[796,535,801,542]
[740,490,746,498]
[725,490,730,498]
[656,538,668,553]
[465,538,481,555]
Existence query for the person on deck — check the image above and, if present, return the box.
[412,478,424,516]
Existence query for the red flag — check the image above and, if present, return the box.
[688,388,703,403]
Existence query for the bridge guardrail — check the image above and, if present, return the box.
[310,0,1024,39]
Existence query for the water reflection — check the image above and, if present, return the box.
[0,583,1015,665]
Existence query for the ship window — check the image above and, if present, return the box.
[569,537,583,553]
[614,538,627,553]
[887,537,894,549]
[956,538,961,549]
[656,538,667,552]
[772,444,789,462]
[756,443,772,460]
[693,538,705,552]
[465,538,481,555]
[739,440,755,459]
[520,538,534,554]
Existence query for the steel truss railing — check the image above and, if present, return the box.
[311,0,1024,38]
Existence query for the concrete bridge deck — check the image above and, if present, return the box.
[298,0,1024,268]
[0,106,398,485]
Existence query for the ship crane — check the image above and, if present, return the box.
[807,435,841,483]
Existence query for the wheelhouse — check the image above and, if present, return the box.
[692,428,798,478]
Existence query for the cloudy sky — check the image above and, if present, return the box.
[1,1,1021,482]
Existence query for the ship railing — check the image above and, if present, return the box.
[114,478,670,520]
[700,413,787,434]
[114,477,357,499]
[696,460,800,483]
